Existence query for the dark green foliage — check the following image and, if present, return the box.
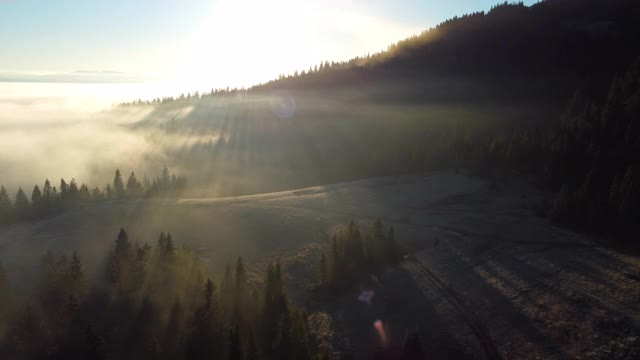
[0,229,321,360]
[126,171,143,198]
[401,333,425,360]
[113,169,126,199]
[0,167,188,227]
[83,325,105,360]
[13,188,30,220]
[122,0,640,109]
[323,219,401,293]
[540,61,640,240]
[227,326,243,360]
[0,186,13,225]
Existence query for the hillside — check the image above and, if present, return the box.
[1,173,639,358]
[256,0,640,105]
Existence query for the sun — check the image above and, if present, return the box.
[177,0,316,89]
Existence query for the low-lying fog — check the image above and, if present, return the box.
[0,82,211,194]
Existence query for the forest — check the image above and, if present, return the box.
[117,0,640,246]
[0,220,411,360]
[0,167,187,227]
[2,0,640,359]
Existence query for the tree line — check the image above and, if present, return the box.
[440,60,640,245]
[0,228,323,360]
[317,219,400,294]
[0,167,187,227]
[120,0,640,108]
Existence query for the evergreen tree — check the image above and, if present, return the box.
[227,326,243,360]
[319,252,328,287]
[234,257,246,300]
[91,186,103,201]
[0,185,13,224]
[31,185,42,212]
[107,228,133,292]
[59,178,69,206]
[113,169,125,199]
[69,252,85,299]
[401,333,425,360]
[246,331,258,360]
[105,184,113,200]
[165,233,175,255]
[84,325,105,360]
[186,279,219,360]
[221,264,234,318]
[79,183,91,202]
[68,178,79,205]
[329,236,341,287]
[126,172,142,198]
[161,166,171,190]
[42,179,53,208]
[115,228,132,257]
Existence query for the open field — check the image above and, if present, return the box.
[1,172,639,359]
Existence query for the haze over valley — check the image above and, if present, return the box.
[1,1,640,359]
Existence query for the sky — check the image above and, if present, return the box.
[0,0,538,89]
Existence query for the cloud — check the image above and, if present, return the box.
[0,71,152,84]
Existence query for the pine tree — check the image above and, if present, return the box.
[401,333,425,360]
[31,185,42,208]
[246,331,258,360]
[42,179,53,205]
[84,325,105,360]
[68,178,79,205]
[329,236,341,287]
[113,169,125,199]
[234,257,246,300]
[79,184,91,202]
[59,178,69,206]
[70,252,85,298]
[107,228,132,291]
[91,186,103,201]
[115,228,131,257]
[0,261,10,307]
[105,184,113,200]
[221,264,234,318]
[126,172,142,198]
[161,166,171,190]
[319,252,328,287]
[165,233,175,255]
[162,302,183,358]
[0,185,14,224]
[187,279,218,360]
[227,326,243,360]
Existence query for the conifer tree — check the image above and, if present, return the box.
[126,172,142,198]
[319,252,328,287]
[59,178,69,206]
[113,169,125,199]
[68,179,79,204]
[31,185,42,208]
[0,185,13,224]
[227,326,243,360]
[234,257,246,300]
[70,252,85,298]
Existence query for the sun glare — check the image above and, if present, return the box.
[176,0,420,89]
[177,0,313,88]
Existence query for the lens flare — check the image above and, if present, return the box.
[357,289,375,304]
[374,320,389,348]
[270,92,297,119]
